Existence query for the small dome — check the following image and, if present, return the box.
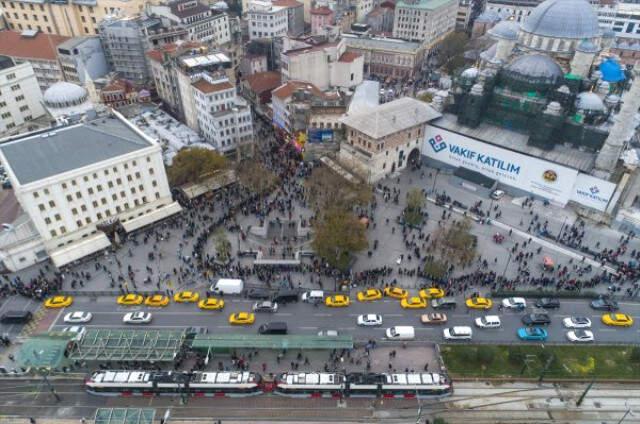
[575,92,606,111]
[488,20,520,40]
[212,1,228,9]
[557,85,571,94]
[600,58,626,82]
[522,0,600,39]
[577,39,599,53]
[480,43,498,62]
[44,82,88,107]
[505,53,563,80]
[461,67,479,79]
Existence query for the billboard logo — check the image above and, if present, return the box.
[428,135,447,153]
[542,170,558,183]
[590,186,599,195]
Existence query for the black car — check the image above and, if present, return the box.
[272,289,299,304]
[590,298,619,311]
[247,288,271,300]
[535,298,560,309]
[521,313,551,326]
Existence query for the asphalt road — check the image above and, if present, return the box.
[44,294,640,345]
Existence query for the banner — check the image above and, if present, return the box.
[308,128,334,143]
[570,173,616,212]
[423,126,578,205]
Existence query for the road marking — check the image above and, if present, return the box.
[216,325,233,329]
[384,314,403,317]
[599,329,618,332]
[299,326,318,330]
[313,313,332,317]
[338,327,355,331]
[276,313,293,316]
[48,308,65,331]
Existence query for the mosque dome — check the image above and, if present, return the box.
[461,67,479,79]
[599,58,626,82]
[521,0,600,39]
[479,43,499,63]
[505,54,563,80]
[488,20,520,40]
[576,39,599,53]
[575,92,606,111]
[44,82,88,108]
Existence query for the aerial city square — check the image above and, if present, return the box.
[0,0,640,422]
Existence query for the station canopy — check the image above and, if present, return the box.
[17,333,75,369]
[68,329,187,362]
[94,409,155,424]
[190,334,354,350]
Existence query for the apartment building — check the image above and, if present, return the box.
[56,36,108,84]
[0,111,181,269]
[192,74,254,154]
[0,0,146,37]
[273,0,304,36]
[247,0,289,40]
[0,30,68,91]
[147,0,231,45]
[392,0,458,45]
[0,58,46,136]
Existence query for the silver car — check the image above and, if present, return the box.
[252,301,278,313]
[123,312,152,324]
[63,311,92,323]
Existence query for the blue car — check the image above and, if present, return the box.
[517,327,548,341]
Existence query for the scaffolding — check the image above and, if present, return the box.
[68,329,187,362]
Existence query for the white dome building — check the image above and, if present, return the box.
[43,81,94,121]
[517,0,601,56]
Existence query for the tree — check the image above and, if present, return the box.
[305,166,373,214]
[423,256,449,280]
[235,161,279,196]
[312,207,367,271]
[431,217,477,266]
[439,32,469,74]
[167,147,228,186]
[213,228,232,263]
[631,346,640,363]
[404,188,426,226]
[417,92,434,103]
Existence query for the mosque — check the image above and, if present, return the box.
[423,0,640,225]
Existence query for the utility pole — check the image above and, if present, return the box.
[576,378,595,407]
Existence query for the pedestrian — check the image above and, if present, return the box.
[29,418,36,424]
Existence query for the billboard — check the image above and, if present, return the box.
[423,126,578,205]
[570,173,616,212]
[308,128,334,143]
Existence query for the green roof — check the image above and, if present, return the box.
[95,409,155,424]
[17,334,74,370]
[68,328,187,362]
[191,334,354,350]
[396,0,456,10]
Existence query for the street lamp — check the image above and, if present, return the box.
[431,169,440,194]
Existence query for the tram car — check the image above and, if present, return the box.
[272,372,345,397]
[85,370,262,397]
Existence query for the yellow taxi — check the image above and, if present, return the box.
[198,297,225,310]
[44,295,73,308]
[419,287,445,299]
[144,294,170,307]
[384,286,409,299]
[357,288,382,302]
[325,295,351,307]
[116,293,144,306]
[465,297,493,310]
[602,313,634,327]
[229,312,255,325]
[401,296,427,309]
[174,291,200,303]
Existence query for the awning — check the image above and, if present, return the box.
[180,169,237,200]
[122,202,182,233]
[49,232,111,268]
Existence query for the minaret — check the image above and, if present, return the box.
[571,40,598,79]
[594,65,640,179]
[83,67,100,105]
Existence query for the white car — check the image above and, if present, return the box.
[474,315,501,328]
[357,314,382,327]
[63,311,92,323]
[567,330,594,343]
[61,326,86,341]
[123,312,152,324]
[443,326,473,340]
[502,297,527,309]
[562,317,592,328]
[490,190,505,200]
[317,330,339,337]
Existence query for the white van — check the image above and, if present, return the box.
[443,326,473,340]
[301,290,324,303]
[475,315,501,328]
[385,326,415,340]
[210,278,244,295]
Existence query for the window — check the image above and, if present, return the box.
[116,206,122,213]
[60,226,66,234]
[50,230,57,237]
[112,194,117,201]
[135,172,141,179]
[83,176,89,182]
[155,192,161,199]
[101,198,107,205]
[92,173,97,179]
[15,95,24,101]
[66,195,73,201]
[127,175,133,182]
[10,84,19,91]
[96,212,102,220]
[81,205,87,212]
[6,73,15,80]
[72,208,78,215]
[48,200,55,207]
[116,178,122,185]
[61,183,67,189]
[92,201,98,207]
[108,181,114,188]
[138,185,144,192]
[54,214,61,221]
[76,192,82,199]
[33,192,39,199]
[85,217,91,224]
[44,217,51,224]
[77,220,83,227]
[88,187,94,194]
[152,180,157,187]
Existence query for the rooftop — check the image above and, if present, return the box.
[341,33,423,53]
[192,78,234,93]
[243,71,282,94]
[146,41,206,63]
[0,30,70,61]
[395,0,456,10]
[273,0,303,7]
[272,80,324,100]
[0,115,154,185]
[341,97,441,139]
[311,5,333,14]
[169,0,211,19]
[339,51,361,62]
[430,113,597,172]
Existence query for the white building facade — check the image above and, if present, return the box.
[0,112,181,268]
[393,0,458,45]
[0,60,46,136]
[248,0,289,39]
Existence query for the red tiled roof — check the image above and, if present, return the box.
[0,30,69,61]
[311,6,333,15]
[146,41,205,63]
[339,51,361,63]
[244,71,281,94]
[273,0,303,7]
[272,80,323,100]
[192,78,234,93]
